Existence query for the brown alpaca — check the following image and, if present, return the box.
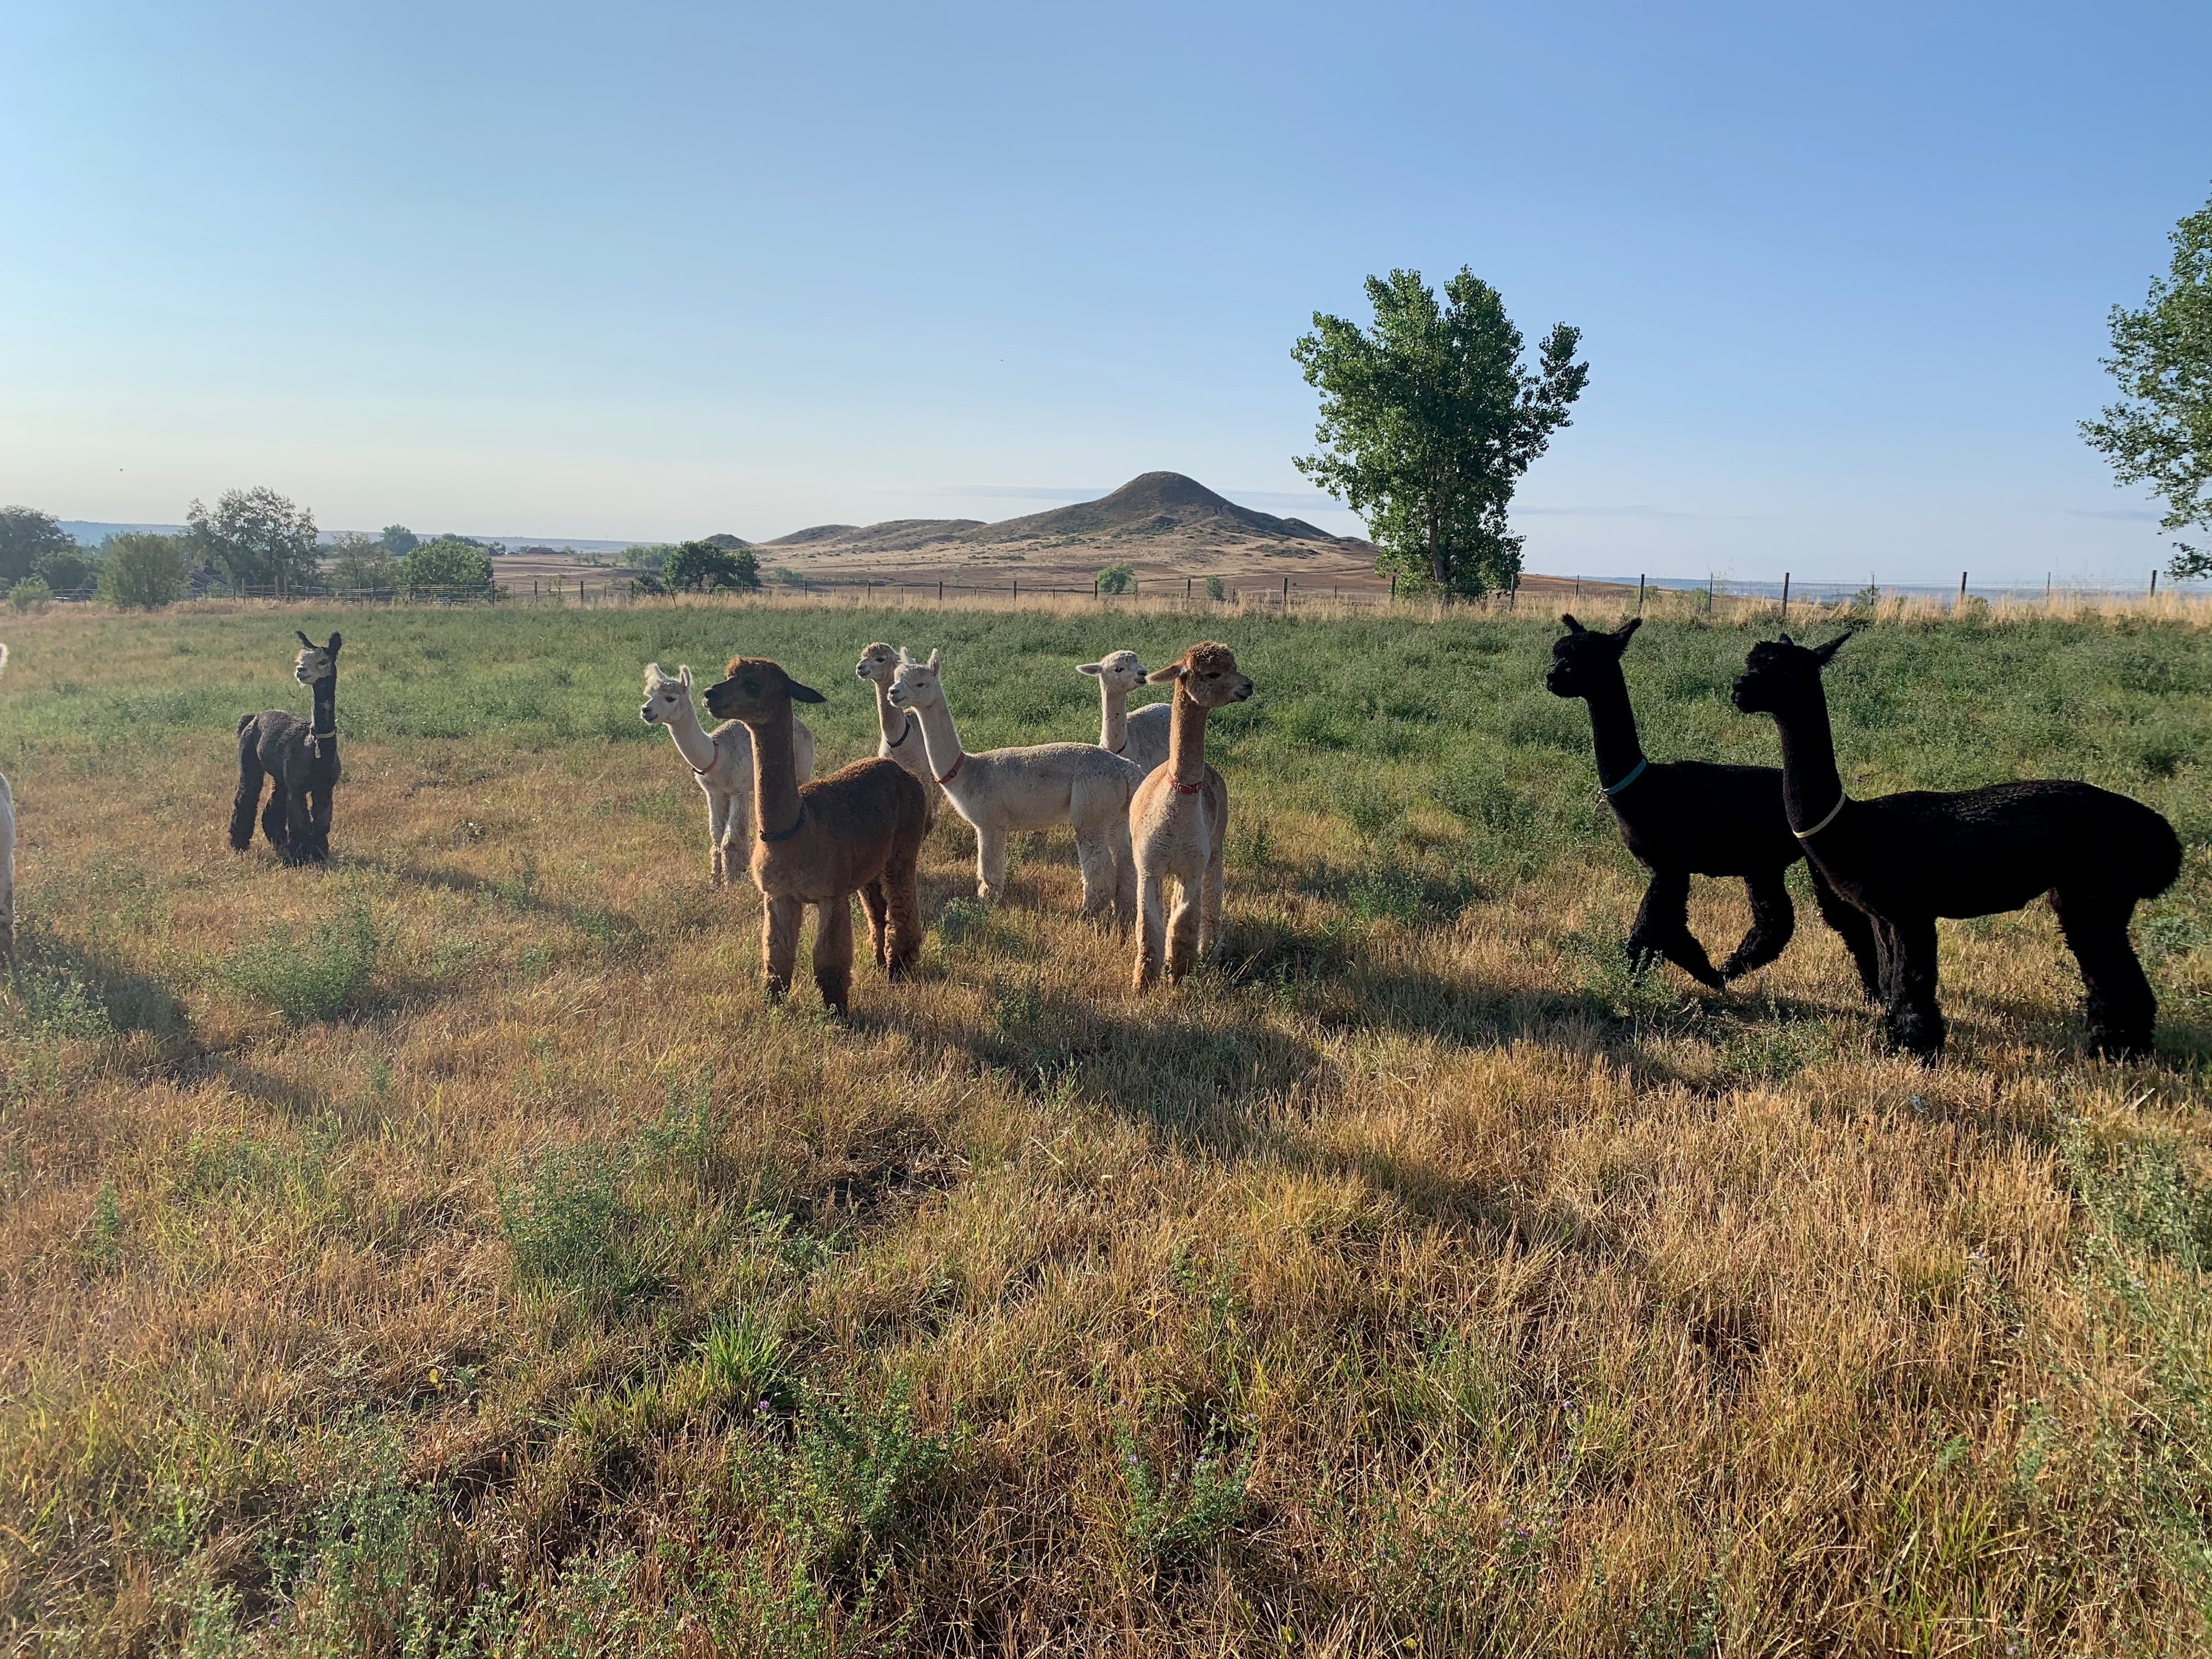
[1130,642,1252,989]
[702,656,929,1013]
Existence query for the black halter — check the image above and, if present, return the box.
[759,804,806,843]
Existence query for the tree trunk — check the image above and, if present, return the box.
[1427,499,1446,591]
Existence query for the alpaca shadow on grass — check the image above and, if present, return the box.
[374,856,646,950]
[7,925,192,1047]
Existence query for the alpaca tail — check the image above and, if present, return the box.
[2134,807,2184,901]
[237,711,256,737]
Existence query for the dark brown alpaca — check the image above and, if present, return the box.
[231,631,342,865]
[1732,630,2182,1060]
[703,656,928,1013]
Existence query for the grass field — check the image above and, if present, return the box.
[3,597,2210,1656]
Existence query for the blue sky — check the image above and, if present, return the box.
[1,1,2205,582]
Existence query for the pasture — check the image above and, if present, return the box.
[3,599,2210,1655]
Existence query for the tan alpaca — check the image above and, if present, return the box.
[1129,642,1251,989]
[854,643,940,828]
[640,662,816,885]
[702,656,929,1013]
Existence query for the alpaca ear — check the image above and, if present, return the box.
[1560,613,1585,634]
[1146,662,1185,684]
[897,646,915,666]
[296,631,315,650]
[786,679,826,704]
[326,632,342,653]
[1777,633,1794,646]
[927,649,940,670]
[1078,661,1103,676]
[1611,616,1641,648]
[677,665,692,688]
[1812,629,1855,665]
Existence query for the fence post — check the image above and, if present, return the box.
[1780,573,1789,620]
[937,580,942,601]
[1959,571,1967,607]
[2150,569,2158,598]
[1011,578,1017,601]
[1637,574,1645,613]
[1185,576,1191,601]
[1281,575,1289,611]
[1094,576,1100,599]
[1389,572,1397,601]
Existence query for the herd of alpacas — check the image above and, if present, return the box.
[210,618,2182,1062]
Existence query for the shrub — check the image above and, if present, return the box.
[226,904,379,1021]
[1097,562,1135,594]
[8,577,51,611]
[497,1143,660,1316]
[400,537,495,594]
[35,549,93,593]
[324,531,399,594]
[98,532,190,610]
[1205,574,1225,601]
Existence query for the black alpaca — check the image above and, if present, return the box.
[231,631,343,865]
[1730,630,2181,1059]
[1547,615,1883,995]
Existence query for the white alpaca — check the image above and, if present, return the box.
[1077,650,1172,775]
[855,642,940,828]
[0,643,12,959]
[887,647,1143,921]
[641,662,815,885]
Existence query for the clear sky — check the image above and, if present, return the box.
[2,1,2205,583]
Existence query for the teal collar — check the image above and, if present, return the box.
[1600,757,1649,798]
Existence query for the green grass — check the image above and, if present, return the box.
[2,597,2211,1654]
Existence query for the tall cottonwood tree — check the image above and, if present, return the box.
[2082,186,2212,579]
[1294,268,1587,596]
[186,487,319,594]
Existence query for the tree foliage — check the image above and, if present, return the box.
[99,532,191,610]
[0,506,77,587]
[379,524,420,556]
[400,536,496,593]
[325,532,400,594]
[185,487,319,593]
[663,540,761,593]
[37,548,95,594]
[2083,187,2212,581]
[1096,562,1135,594]
[1294,268,1587,597]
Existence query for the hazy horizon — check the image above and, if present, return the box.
[4,1,2206,584]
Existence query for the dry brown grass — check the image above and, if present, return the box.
[1,601,2207,1656]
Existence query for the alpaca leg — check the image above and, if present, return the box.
[976,825,1009,903]
[1132,869,1166,990]
[1719,868,1796,982]
[706,791,732,887]
[761,896,804,1003]
[1627,869,1722,988]
[1199,833,1226,957]
[1809,864,1884,1003]
[282,783,317,866]
[2052,889,2158,1058]
[1111,815,1137,927]
[1878,913,1945,1061]
[1165,877,1202,983]
[305,781,334,862]
[230,733,265,851]
[860,877,891,969]
[883,848,923,980]
[813,893,854,1014]
[259,764,289,851]
[1073,828,1114,918]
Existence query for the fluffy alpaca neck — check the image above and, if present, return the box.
[1581,671,1646,792]
[1166,687,1210,786]
[309,674,337,740]
[907,694,968,785]
[662,699,721,774]
[870,679,914,751]
[1098,681,1128,753]
[1769,688,1847,831]
[746,704,805,838]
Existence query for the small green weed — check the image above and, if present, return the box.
[497,1142,661,1316]
[700,1308,794,1414]
[1116,1414,1253,1569]
[226,902,379,1021]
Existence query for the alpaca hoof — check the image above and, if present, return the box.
[764,977,790,1005]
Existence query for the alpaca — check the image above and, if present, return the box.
[1547,614,1881,995]
[1078,650,1172,774]
[1129,642,1249,988]
[854,643,941,827]
[1731,630,2182,1059]
[641,662,817,885]
[230,631,342,866]
[885,647,1143,921]
[702,656,928,1013]
[0,643,13,960]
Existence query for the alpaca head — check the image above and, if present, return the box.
[884,647,944,714]
[1147,641,1251,710]
[702,655,825,726]
[1730,630,1854,715]
[855,642,904,688]
[293,631,341,685]
[1078,649,1149,696]
[639,662,696,726]
[1545,613,1639,699]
